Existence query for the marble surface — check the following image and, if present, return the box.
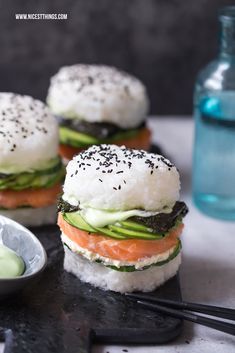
[93,117,235,352]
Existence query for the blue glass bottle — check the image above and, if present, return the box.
[193,7,235,220]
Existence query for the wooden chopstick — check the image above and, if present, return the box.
[126,293,235,320]
[126,295,235,336]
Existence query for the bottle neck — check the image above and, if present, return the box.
[219,14,235,57]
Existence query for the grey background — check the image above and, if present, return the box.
[0,0,233,114]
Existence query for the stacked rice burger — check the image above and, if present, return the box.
[47,64,151,162]
[0,93,64,226]
[58,144,188,293]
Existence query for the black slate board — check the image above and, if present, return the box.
[0,143,182,353]
[0,225,182,353]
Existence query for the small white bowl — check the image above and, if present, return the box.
[0,215,47,297]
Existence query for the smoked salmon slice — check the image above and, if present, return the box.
[58,212,183,262]
[0,183,62,209]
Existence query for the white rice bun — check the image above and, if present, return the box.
[47,64,149,129]
[63,144,180,211]
[0,205,57,227]
[63,245,181,293]
[0,93,59,174]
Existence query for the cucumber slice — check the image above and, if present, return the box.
[9,173,36,190]
[0,157,64,190]
[108,224,163,240]
[0,165,64,190]
[0,175,21,189]
[0,174,36,190]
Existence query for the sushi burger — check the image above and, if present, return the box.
[58,144,188,293]
[47,64,151,161]
[0,93,64,226]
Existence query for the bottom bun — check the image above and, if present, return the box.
[63,246,181,293]
[0,205,57,227]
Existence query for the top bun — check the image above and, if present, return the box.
[63,144,180,211]
[47,64,149,129]
[0,93,59,173]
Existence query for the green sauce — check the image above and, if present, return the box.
[0,244,25,278]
